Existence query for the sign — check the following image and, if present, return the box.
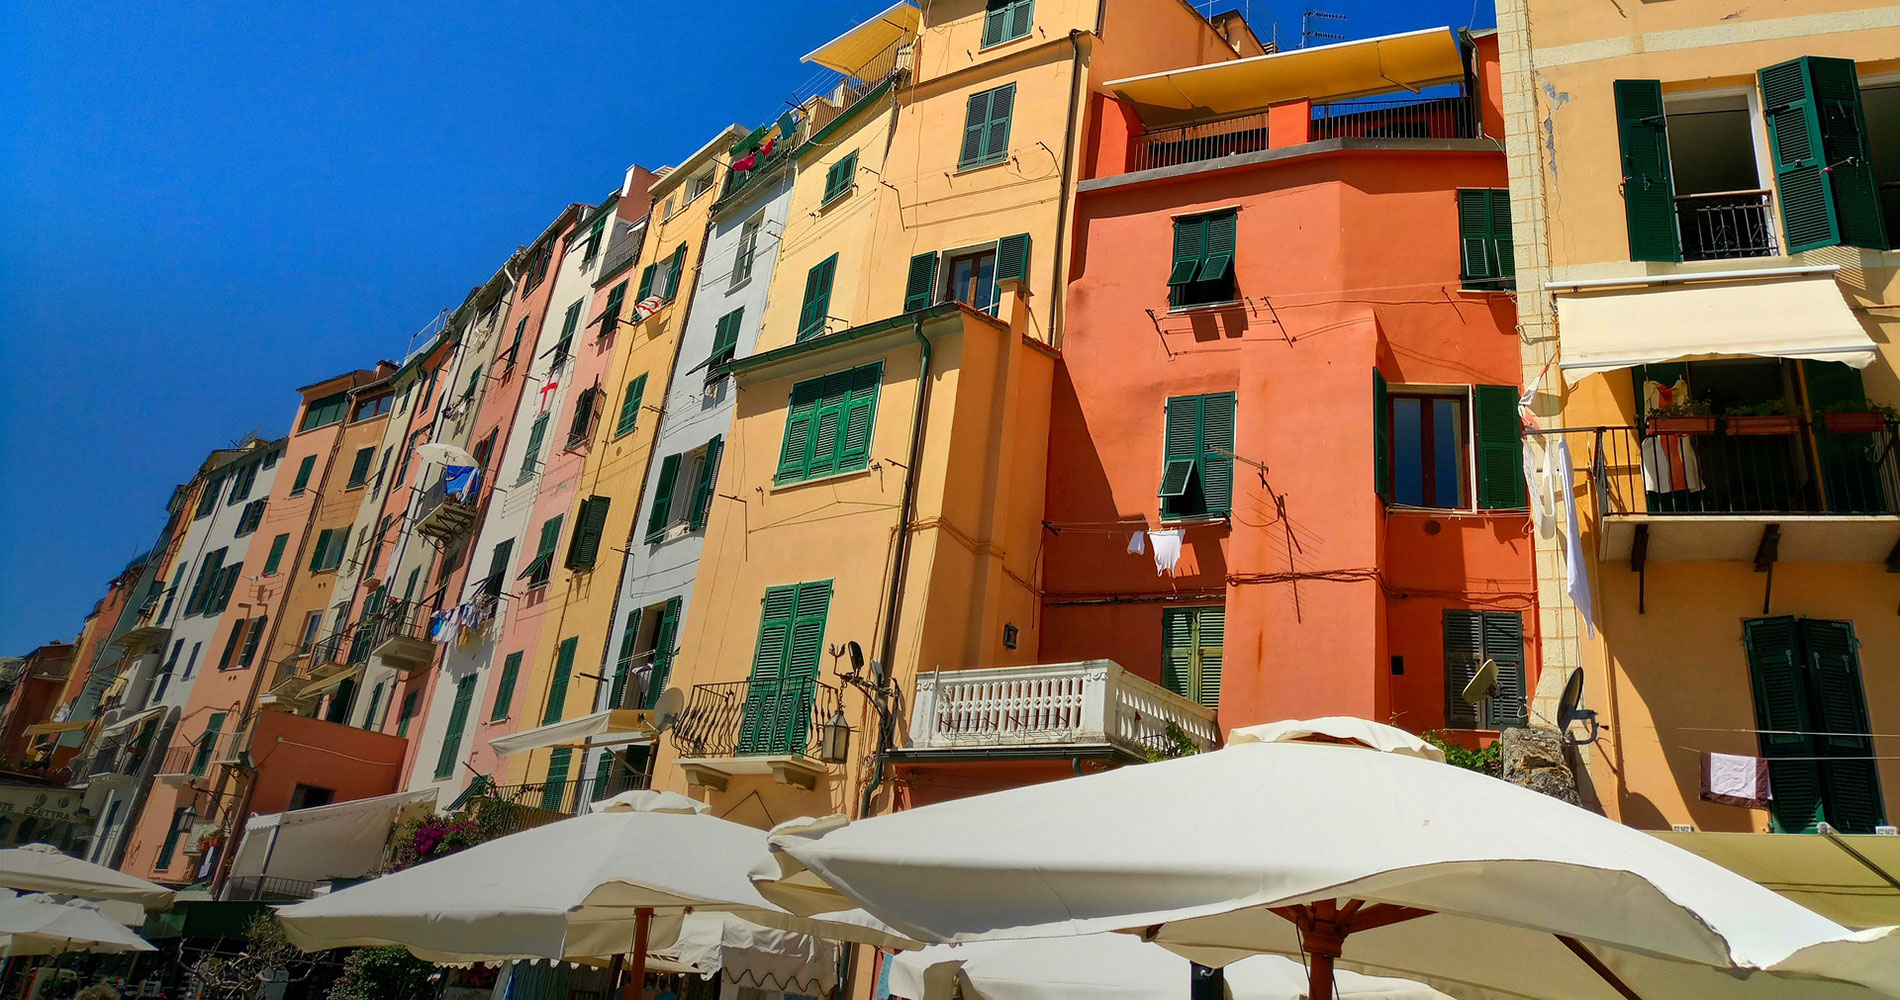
[0,785,87,825]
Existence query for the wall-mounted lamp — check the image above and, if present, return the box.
[819,708,852,765]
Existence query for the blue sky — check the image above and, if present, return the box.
[0,0,1493,655]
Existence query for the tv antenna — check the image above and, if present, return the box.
[1301,9,1345,47]
[1556,669,1602,746]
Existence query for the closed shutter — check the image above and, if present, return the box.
[782,582,832,754]
[837,364,882,473]
[797,255,839,341]
[1762,57,1889,253]
[188,549,226,615]
[690,437,724,531]
[540,748,573,811]
[616,374,648,438]
[778,383,823,483]
[1198,212,1235,282]
[565,495,611,569]
[1199,392,1236,516]
[665,245,688,299]
[994,233,1031,285]
[961,90,993,168]
[544,636,579,726]
[648,597,683,709]
[491,652,522,722]
[806,372,852,479]
[603,282,628,331]
[740,586,798,755]
[1612,80,1682,262]
[1197,609,1225,709]
[1442,610,1483,728]
[1161,608,1193,700]
[191,712,226,775]
[1473,385,1526,509]
[646,454,682,542]
[262,534,289,575]
[483,539,515,593]
[1480,612,1527,728]
[1744,616,1824,832]
[1458,189,1497,287]
[982,85,1014,165]
[610,609,642,709]
[984,0,1033,44]
[638,263,658,302]
[1802,619,1885,832]
[347,447,374,487]
[904,252,939,311]
[398,691,419,738]
[1169,216,1204,287]
[364,684,384,731]
[291,456,315,494]
[519,414,549,481]
[1490,191,1516,284]
[824,152,858,203]
[1159,396,1201,518]
[709,309,743,370]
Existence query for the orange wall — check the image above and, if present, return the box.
[246,710,408,815]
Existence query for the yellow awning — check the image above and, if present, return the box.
[297,667,362,700]
[1105,27,1465,127]
[1553,268,1877,385]
[1649,830,1900,928]
[100,705,166,738]
[487,709,656,758]
[802,1,919,79]
[23,720,90,737]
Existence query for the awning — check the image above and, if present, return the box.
[802,1,919,79]
[1648,830,1900,929]
[226,789,439,884]
[22,720,89,737]
[297,666,361,700]
[1554,269,1876,385]
[100,706,166,738]
[487,709,657,758]
[1105,27,1464,127]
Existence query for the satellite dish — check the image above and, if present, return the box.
[652,687,685,731]
[1461,658,1498,706]
[1557,669,1601,746]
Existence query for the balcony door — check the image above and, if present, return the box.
[737,581,831,756]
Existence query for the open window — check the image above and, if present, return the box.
[645,436,725,543]
[1375,377,1522,511]
[1862,79,1900,247]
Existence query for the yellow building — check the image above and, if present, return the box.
[1497,0,1900,840]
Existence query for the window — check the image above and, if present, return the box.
[518,514,562,588]
[732,213,763,287]
[608,599,680,712]
[259,533,289,577]
[662,244,688,300]
[351,393,392,422]
[1443,610,1526,730]
[567,385,600,448]
[687,168,716,202]
[346,447,374,489]
[1158,393,1235,520]
[708,308,743,373]
[302,392,348,431]
[1374,376,1523,510]
[599,281,628,337]
[945,249,996,315]
[156,807,192,871]
[616,375,649,439]
[289,455,316,495]
[1168,210,1237,309]
[298,611,323,653]
[1457,190,1514,290]
[185,548,227,616]
[518,413,549,483]
[544,637,579,725]
[473,429,498,474]
[262,449,279,469]
[822,151,859,205]
[982,0,1034,45]
[523,239,554,294]
[737,581,831,755]
[646,436,724,542]
[235,499,266,536]
[461,365,484,404]
[565,495,612,570]
[777,364,881,484]
[541,748,574,811]
[1865,80,1900,247]
[491,652,522,722]
[288,784,335,810]
[796,254,839,341]
[226,461,258,503]
[503,319,527,373]
[638,262,659,304]
[581,212,608,265]
[371,446,391,498]
[479,539,514,598]
[1163,606,1225,709]
[216,619,246,672]
[238,616,267,669]
[1745,616,1884,833]
[396,690,419,738]
[908,235,1027,314]
[435,674,478,780]
[308,527,349,572]
[553,301,583,366]
[195,477,221,518]
[960,83,1015,169]
[190,712,226,775]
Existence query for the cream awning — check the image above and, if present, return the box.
[1649,830,1900,929]
[99,705,166,738]
[487,709,656,758]
[1554,269,1877,385]
[802,2,919,79]
[22,720,89,737]
[1105,27,1464,127]
[297,666,361,700]
[227,789,439,884]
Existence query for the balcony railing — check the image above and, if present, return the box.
[221,875,318,902]
[1676,190,1778,261]
[1311,94,1476,141]
[672,679,843,760]
[414,470,482,543]
[906,659,1221,758]
[359,598,433,669]
[478,765,652,819]
[1129,112,1270,172]
[155,731,243,779]
[1591,420,1900,517]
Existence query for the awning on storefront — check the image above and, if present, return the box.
[100,705,166,738]
[802,1,919,78]
[1552,267,1877,385]
[1648,829,1900,929]
[22,720,89,737]
[488,709,657,759]
[226,789,439,885]
[1105,27,1465,127]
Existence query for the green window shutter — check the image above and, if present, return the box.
[1199,392,1235,516]
[397,691,419,738]
[537,514,563,561]
[519,414,549,481]
[1159,396,1202,519]
[291,455,315,494]
[637,263,658,302]
[805,372,853,479]
[648,597,683,708]
[157,809,186,870]
[646,454,682,542]
[363,684,384,731]
[784,582,832,752]
[568,386,598,443]
[1458,189,1497,287]
[984,0,1033,45]
[837,364,883,473]
[615,374,648,438]
[188,549,226,615]
[611,608,643,708]
[565,495,611,569]
[1473,384,1526,509]
[216,619,246,671]
[307,530,329,572]
[777,384,823,483]
[191,712,226,775]
[540,748,573,811]
[1168,215,1205,309]
[1164,607,1226,709]
[1480,611,1527,728]
[824,152,858,203]
[797,254,839,341]
[740,585,799,755]
[710,309,743,369]
[544,636,578,725]
[1161,608,1193,700]
[665,244,688,299]
[1197,608,1225,709]
[904,252,939,311]
[1801,619,1886,832]
[1612,80,1682,262]
[324,527,349,571]
[491,652,522,722]
[690,436,725,531]
[961,89,993,169]
[347,447,374,487]
[994,233,1031,287]
[1803,360,1883,513]
[1761,57,1889,252]
[436,675,477,780]
[1197,212,1235,283]
[238,616,267,669]
[592,749,616,796]
[603,281,628,331]
[1489,190,1516,285]
[984,84,1015,165]
[1442,611,1484,728]
[262,534,289,576]
[1744,616,1824,833]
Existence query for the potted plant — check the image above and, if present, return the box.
[1821,399,1900,434]
[1645,397,1716,435]
[1724,399,1799,436]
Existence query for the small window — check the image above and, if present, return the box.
[1388,392,1469,509]
[982,0,1034,46]
[1457,189,1515,291]
[960,84,1015,170]
[194,477,221,518]
[346,447,375,489]
[226,461,258,503]
[687,169,716,202]
[502,319,528,373]
[261,533,290,576]
[822,151,859,205]
[1744,616,1885,833]
[944,248,998,315]
[298,610,323,653]
[1162,606,1224,709]
[615,375,649,439]
[351,393,393,422]
[662,244,688,301]
[1158,393,1236,520]
[732,213,764,287]
[796,254,839,342]
[1443,609,1527,730]
[645,436,725,542]
[301,392,348,431]
[1168,210,1237,309]
[1376,379,1523,510]
[289,455,316,496]
[777,364,882,485]
[235,499,267,537]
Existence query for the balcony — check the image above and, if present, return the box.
[1582,421,1900,564]
[1129,112,1271,172]
[1310,95,1475,141]
[113,604,169,655]
[896,659,1220,763]
[220,875,318,902]
[362,599,433,671]
[154,731,242,785]
[670,679,844,791]
[79,737,150,787]
[1119,91,1477,178]
[414,470,482,543]
[1676,190,1778,262]
[476,765,652,822]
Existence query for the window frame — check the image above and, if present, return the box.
[959,83,1016,171]
[822,151,859,206]
[1385,387,1474,511]
[981,0,1035,47]
[732,213,764,288]
[1158,392,1237,522]
[1167,209,1239,311]
[775,363,884,486]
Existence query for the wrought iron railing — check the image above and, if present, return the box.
[1311,94,1477,141]
[1129,112,1270,172]
[355,598,431,658]
[480,765,652,818]
[1589,421,1900,516]
[221,875,318,901]
[671,679,842,760]
[1676,190,1777,261]
[155,730,242,778]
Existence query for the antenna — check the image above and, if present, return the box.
[1300,9,1345,47]
[650,687,685,733]
[1557,669,1601,746]
[1460,658,1498,706]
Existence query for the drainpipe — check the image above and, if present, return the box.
[859,315,932,819]
[1049,30,1088,350]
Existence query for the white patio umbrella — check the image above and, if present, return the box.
[0,894,156,957]
[0,843,175,909]
[648,912,838,995]
[758,718,1900,1000]
[277,790,910,976]
[889,933,1449,1000]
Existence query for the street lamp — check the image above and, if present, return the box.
[819,708,851,765]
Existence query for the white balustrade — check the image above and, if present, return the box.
[908,659,1219,756]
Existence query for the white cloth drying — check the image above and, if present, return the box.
[1148,529,1185,575]
[1126,532,1145,555]
[1557,439,1596,639]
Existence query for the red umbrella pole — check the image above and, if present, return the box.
[624,907,653,1000]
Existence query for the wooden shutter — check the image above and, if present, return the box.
[1804,361,1884,513]
[520,414,549,480]
[1199,392,1236,516]
[689,437,725,531]
[1458,189,1496,286]
[1161,608,1193,699]
[1159,396,1202,518]
[638,263,658,302]
[778,381,824,483]
[1744,616,1824,832]
[291,455,315,494]
[666,244,688,299]
[1480,611,1527,728]
[710,309,742,369]
[797,255,838,341]
[1008,0,1034,41]
[398,691,419,738]
[1489,190,1515,284]
[806,372,853,479]
[483,539,514,592]
[740,585,799,754]
[1761,57,1888,252]
[348,447,374,487]
[824,152,857,203]
[649,597,683,708]
[1196,608,1224,709]
[216,619,246,671]
[1474,384,1526,509]
[961,90,992,168]
[616,374,648,438]
[262,533,288,576]
[837,364,882,473]
[544,636,578,725]
[1198,212,1235,282]
[191,712,226,775]
[984,84,1015,164]
[531,514,563,584]
[239,616,267,669]
[1612,80,1681,262]
[781,582,832,753]
[646,454,682,542]
[904,252,939,311]
[982,0,1010,45]
[565,495,610,569]
[994,233,1032,289]
[1442,610,1483,728]
[491,652,522,722]
[1802,619,1885,832]
[1168,216,1205,308]
[610,609,642,708]
[603,282,627,330]
[540,748,573,811]
[567,387,597,442]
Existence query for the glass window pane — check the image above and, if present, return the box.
[1433,397,1465,507]
[1392,397,1423,507]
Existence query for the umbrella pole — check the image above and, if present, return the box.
[623,907,652,1000]
[1269,900,1432,1000]
[1555,936,1647,1000]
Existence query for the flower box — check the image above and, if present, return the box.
[1646,416,1716,435]
[1824,411,1889,434]
[1726,415,1799,436]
